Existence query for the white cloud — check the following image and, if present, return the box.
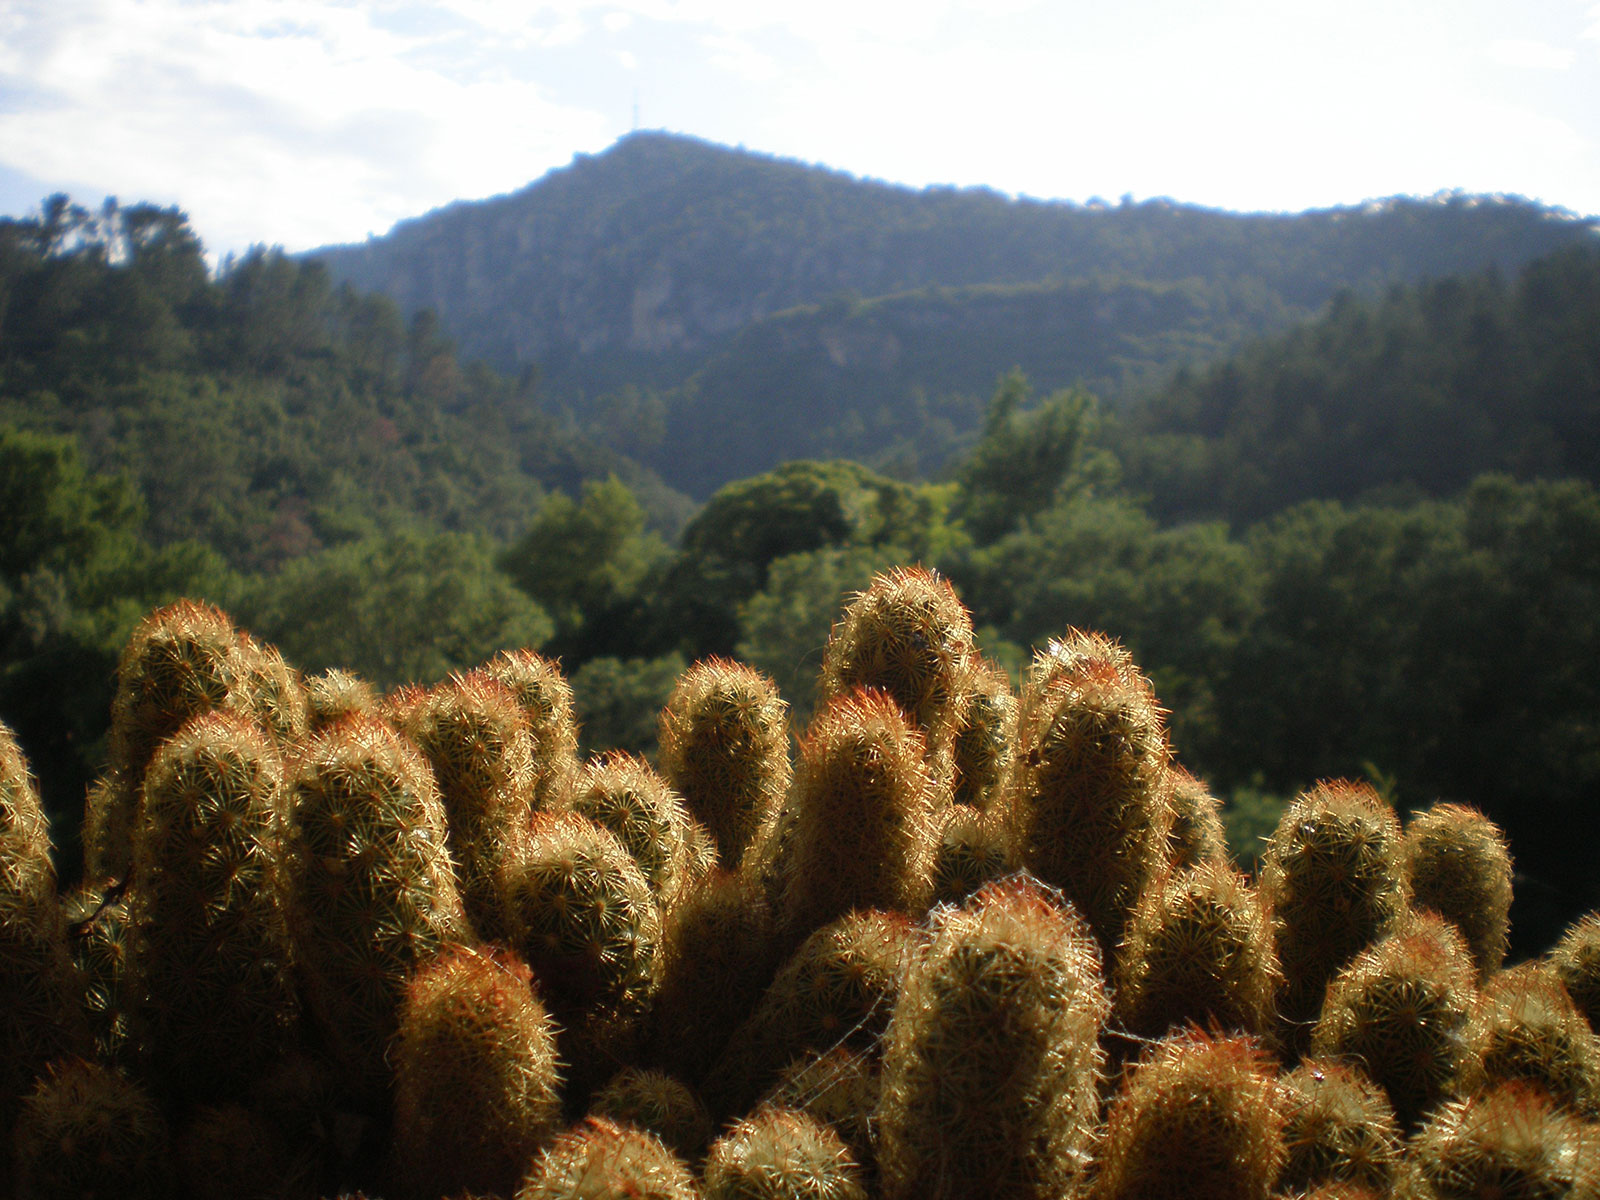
[1488,38,1577,69]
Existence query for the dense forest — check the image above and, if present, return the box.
[307,132,1597,499]
[3,183,1600,961]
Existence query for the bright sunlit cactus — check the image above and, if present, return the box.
[1276,1058,1403,1195]
[478,648,581,813]
[1402,801,1512,981]
[566,751,694,910]
[704,1106,868,1200]
[516,1115,699,1200]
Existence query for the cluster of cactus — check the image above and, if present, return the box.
[4,571,1600,1200]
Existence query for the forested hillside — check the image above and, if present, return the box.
[3,185,1600,954]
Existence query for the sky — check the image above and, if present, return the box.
[2,0,1598,261]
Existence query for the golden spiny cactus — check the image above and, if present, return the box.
[1277,1059,1403,1194]
[1462,962,1600,1117]
[1402,802,1512,981]
[477,648,580,812]
[704,1107,868,1200]
[516,1116,699,1200]
[567,751,694,910]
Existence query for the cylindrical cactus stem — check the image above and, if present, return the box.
[389,945,562,1200]
[878,875,1110,1200]
[400,671,536,940]
[477,648,581,812]
[1396,1083,1600,1200]
[818,565,978,784]
[97,599,250,879]
[1007,630,1173,959]
[1462,961,1600,1117]
[761,1050,882,1186]
[566,752,694,911]
[658,657,791,871]
[701,909,917,1121]
[517,1115,700,1200]
[928,801,1018,909]
[2,720,89,1187]
[1549,911,1600,1032]
[284,715,474,1091]
[650,868,779,1086]
[703,1107,868,1200]
[1310,910,1479,1131]
[499,810,663,1098]
[238,634,311,746]
[13,1058,171,1200]
[63,880,132,1065]
[1092,1029,1288,1200]
[1113,861,1279,1045]
[125,711,300,1104]
[305,668,381,733]
[1258,779,1408,1053]
[1401,802,1512,981]
[589,1067,713,1161]
[949,653,1018,811]
[1277,1058,1403,1195]
[1165,766,1228,871]
[780,689,939,942]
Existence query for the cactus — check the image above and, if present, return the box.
[63,880,132,1064]
[284,715,473,1090]
[1113,861,1279,1043]
[703,1107,867,1200]
[1402,802,1512,981]
[1396,1083,1600,1200]
[96,599,249,879]
[1,719,88,1181]
[13,1058,170,1200]
[928,802,1018,909]
[949,653,1018,810]
[878,875,1110,1200]
[124,710,300,1103]
[390,945,562,1200]
[1310,910,1478,1130]
[590,1067,713,1160]
[239,634,311,746]
[761,1050,881,1186]
[818,565,977,789]
[780,689,939,941]
[658,657,791,871]
[651,868,778,1085]
[567,752,694,910]
[1277,1059,1403,1194]
[1462,962,1600,1117]
[1165,766,1228,871]
[1258,780,1408,1052]
[1008,630,1173,957]
[702,908,916,1120]
[400,672,536,939]
[1092,1030,1287,1200]
[517,1115,700,1200]
[305,668,381,732]
[478,648,581,812]
[1549,911,1600,1033]
[500,810,663,1094]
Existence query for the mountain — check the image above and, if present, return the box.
[307,131,1597,497]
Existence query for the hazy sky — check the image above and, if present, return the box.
[3,0,1597,260]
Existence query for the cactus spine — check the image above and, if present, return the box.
[390,945,562,1200]
[1259,779,1408,1052]
[1092,1030,1288,1200]
[589,1067,713,1160]
[478,648,580,812]
[703,1107,868,1200]
[1009,630,1173,956]
[305,667,381,732]
[877,876,1110,1200]
[949,653,1018,810]
[1310,910,1478,1130]
[1165,766,1228,871]
[1402,802,1513,981]
[284,715,472,1089]
[125,710,300,1103]
[1,719,88,1186]
[781,689,939,940]
[928,801,1018,909]
[566,751,694,910]
[658,657,791,871]
[13,1058,170,1200]
[1114,861,1279,1043]
[1277,1059,1403,1194]
[1550,911,1600,1032]
[516,1115,700,1200]
[400,671,536,940]
[1462,961,1600,1117]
